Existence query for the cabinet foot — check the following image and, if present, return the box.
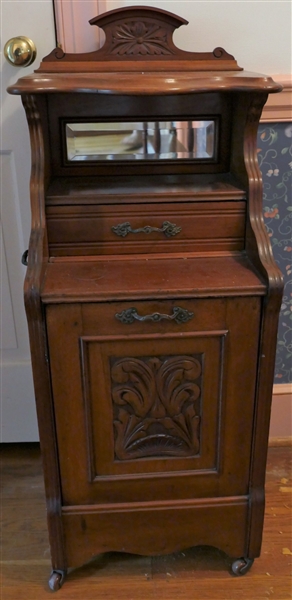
[48,570,67,592]
[231,557,254,576]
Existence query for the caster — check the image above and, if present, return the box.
[231,557,254,576]
[48,569,66,592]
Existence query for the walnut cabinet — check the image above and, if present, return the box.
[8,6,283,591]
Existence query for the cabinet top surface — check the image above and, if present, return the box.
[7,5,281,96]
[8,70,281,96]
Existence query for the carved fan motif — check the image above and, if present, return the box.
[111,21,172,56]
[111,355,202,460]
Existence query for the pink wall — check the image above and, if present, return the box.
[54,0,107,52]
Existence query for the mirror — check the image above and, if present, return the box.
[65,120,215,161]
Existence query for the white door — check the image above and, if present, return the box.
[1,1,56,441]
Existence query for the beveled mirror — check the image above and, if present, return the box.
[66,120,215,161]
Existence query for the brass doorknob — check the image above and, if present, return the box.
[4,36,36,67]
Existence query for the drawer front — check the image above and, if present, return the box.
[46,297,261,507]
[46,201,246,256]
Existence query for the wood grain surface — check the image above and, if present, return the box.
[1,444,291,599]
[41,256,266,303]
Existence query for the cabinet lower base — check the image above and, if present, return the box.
[47,496,259,590]
[48,558,255,592]
[60,496,255,567]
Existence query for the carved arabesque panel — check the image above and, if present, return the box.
[111,354,202,460]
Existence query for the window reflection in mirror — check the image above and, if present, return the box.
[65,121,215,161]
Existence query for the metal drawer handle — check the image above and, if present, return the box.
[115,306,194,325]
[112,221,182,238]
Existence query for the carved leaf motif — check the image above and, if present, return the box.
[111,21,172,56]
[111,355,202,460]
[157,357,201,416]
[114,409,147,460]
[111,358,157,417]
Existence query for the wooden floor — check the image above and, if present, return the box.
[1,444,291,599]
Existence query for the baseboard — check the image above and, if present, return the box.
[269,383,292,445]
[1,362,39,442]
[273,384,292,396]
[268,436,292,447]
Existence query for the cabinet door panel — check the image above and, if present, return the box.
[46,297,261,506]
[81,333,223,478]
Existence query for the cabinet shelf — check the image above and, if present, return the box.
[45,173,246,206]
[41,254,265,303]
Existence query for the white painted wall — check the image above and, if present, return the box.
[104,0,291,74]
[1,1,56,441]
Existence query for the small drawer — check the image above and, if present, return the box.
[80,297,227,336]
[46,200,246,256]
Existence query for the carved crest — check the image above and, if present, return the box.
[38,6,242,72]
[111,354,202,460]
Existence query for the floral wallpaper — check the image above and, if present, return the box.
[258,122,292,384]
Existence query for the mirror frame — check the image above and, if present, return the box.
[62,117,219,166]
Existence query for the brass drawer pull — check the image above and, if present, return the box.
[115,306,194,325]
[112,221,181,238]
